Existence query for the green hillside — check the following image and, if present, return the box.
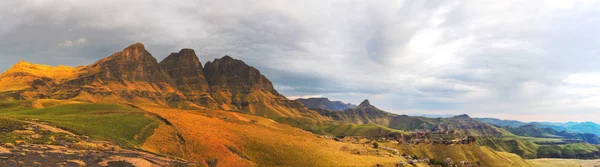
[0,100,160,148]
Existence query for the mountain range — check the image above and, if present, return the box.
[477,118,600,136]
[0,43,322,121]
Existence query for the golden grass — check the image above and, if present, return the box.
[141,123,188,158]
[528,158,600,167]
[31,99,82,108]
[383,143,533,167]
[0,61,82,92]
[141,106,401,167]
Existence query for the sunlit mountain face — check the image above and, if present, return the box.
[2,1,600,167]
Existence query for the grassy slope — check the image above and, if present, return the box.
[537,143,600,158]
[382,143,533,167]
[141,106,401,167]
[477,133,600,159]
[320,123,407,137]
[0,100,159,148]
[276,116,408,137]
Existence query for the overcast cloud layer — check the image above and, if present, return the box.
[1,0,600,123]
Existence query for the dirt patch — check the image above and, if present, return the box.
[24,120,76,136]
[98,156,155,167]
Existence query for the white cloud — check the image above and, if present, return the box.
[58,38,86,48]
[563,73,600,86]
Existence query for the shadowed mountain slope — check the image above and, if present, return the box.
[203,56,323,119]
[297,97,356,111]
[158,48,217,108]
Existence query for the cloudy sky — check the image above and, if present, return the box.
[1,0,600,123]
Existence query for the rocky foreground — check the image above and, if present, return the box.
[0,120,189,167]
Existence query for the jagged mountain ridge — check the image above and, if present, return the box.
[297,97,357,111]
[314,99,505,136]
[0,43,320,119]
[314,99,393,124]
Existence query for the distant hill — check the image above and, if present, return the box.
[503,124,560,138]
[407,114,456,118]
[313,100,506,137]
[477,118,600,136]
[315,99,392,124]
[296,97,356,111]
[476,118,528,127]
[566,122,600,136]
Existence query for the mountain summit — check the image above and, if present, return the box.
[357,99,372,108]
[203,55,320,118]
[159,48,216,107]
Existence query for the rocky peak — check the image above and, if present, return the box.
[221,55,234,60]
[203,55,277,93]
[158,48,214,106]
[116,42,155,63]
[159,48,204,78]
[357,99,371,108]
[86,42,170,82]
[452,114,472,119]
[124,42,145,50]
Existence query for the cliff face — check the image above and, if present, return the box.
[159,49,216,108]
[203,56,321,119]
[0,43,322,119]
[203,56,278,94]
